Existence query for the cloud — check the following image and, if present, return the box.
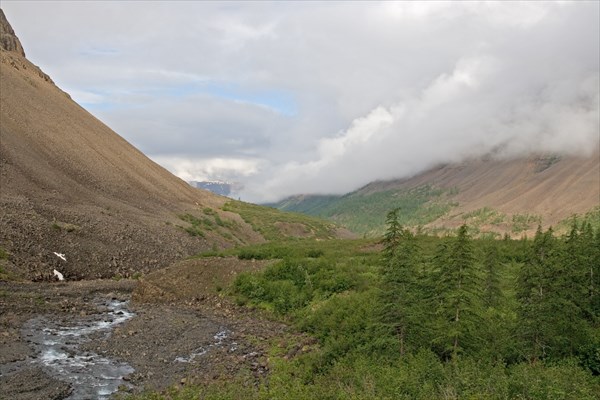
[249,50,599,202]
[2,1,598,203]
[151,155,263,183]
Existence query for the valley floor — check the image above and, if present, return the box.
[0,270,289,399]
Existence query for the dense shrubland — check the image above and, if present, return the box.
[133,214,600,399]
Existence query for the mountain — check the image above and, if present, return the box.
[270,152,600,237]
[189,181,241,197]
[0,10,340,281]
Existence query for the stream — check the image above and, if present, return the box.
[19,299,135,399]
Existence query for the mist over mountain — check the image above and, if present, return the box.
[270,152,600,237]
[2,2,598,203]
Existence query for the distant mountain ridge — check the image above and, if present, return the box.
[189,181,242,197]
[270,152,600,237]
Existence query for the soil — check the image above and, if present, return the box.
[0,258,303,398]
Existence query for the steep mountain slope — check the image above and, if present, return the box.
[272,152,600,237]
[0,10,339,280]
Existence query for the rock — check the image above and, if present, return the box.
[0,10,25,56]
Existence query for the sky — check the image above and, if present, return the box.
[2,1,599,203]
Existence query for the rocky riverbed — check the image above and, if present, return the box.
[0,278,288,399]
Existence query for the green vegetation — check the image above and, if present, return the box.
[462,207,506,226]
[272,184,458,237]
[534,154,562,173]
[51,221,81,232]
[223,200,338,240]
[178,209,240,240]
[0,246,8,260]
[511,213,543,234]
[0,246,16,281]
[178,213,207,237]
[559,206,600,232]
[130,215,600,399]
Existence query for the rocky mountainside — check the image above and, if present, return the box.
[0,10,341,280]
[0,10,24,57]
[272,152,600,237]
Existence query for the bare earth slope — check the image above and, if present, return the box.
[0,10,264,280]
[361,152,600,232]
[273,151,599,237]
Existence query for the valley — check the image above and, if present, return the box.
[1,6,599,400]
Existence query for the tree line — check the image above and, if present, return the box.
[380,208,600,370]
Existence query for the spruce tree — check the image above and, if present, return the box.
[431,225,481,360]
[380,228,421,356]
[517,226,589,361]
[516,226,554,362]
[382,208,402,261]
[591,227,600,320]
[483,242,502,308]
[379,209,425,355]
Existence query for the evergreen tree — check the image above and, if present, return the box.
[431,225,481,360]
[578,221,599,323]
[591,227,600,321]
[482,242,502,308]
[516,226,555,362]
[379,228,421,356]
[382,208,402,261]
[517,226,589,361]
[564,221,589,319]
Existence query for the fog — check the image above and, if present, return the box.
[3,1,598,202]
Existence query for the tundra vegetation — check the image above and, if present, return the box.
[130,212,600,399]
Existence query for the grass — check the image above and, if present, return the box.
[222,200,338,241]
[462,207,506,226]
[557,206,600,232]
[178,213,207,237]
[0,247,8,260]
[51,221,81,232]
[511,213,542,234]
[0,246,16,281]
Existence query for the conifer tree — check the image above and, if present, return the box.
[517,226,555,362]
[564,221,589,318]
[380,228,421,356]
[483,242,502,308]
[578,221,599,322]
[431,225,481,360]
[382,208,402,261]
[379,208,425,355]
[517,226,589,361]
[591,227,600,320]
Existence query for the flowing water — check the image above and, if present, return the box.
[19,299,135,399]
[174,328,235,363]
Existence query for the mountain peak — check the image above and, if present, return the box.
[0,9,26,57]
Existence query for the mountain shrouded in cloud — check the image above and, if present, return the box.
[3,1,598,202]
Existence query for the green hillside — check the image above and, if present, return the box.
[269,184,458,237]
[269,189,600,239]
[223,200,345,241]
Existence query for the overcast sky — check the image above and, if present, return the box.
[3,1,599,202]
